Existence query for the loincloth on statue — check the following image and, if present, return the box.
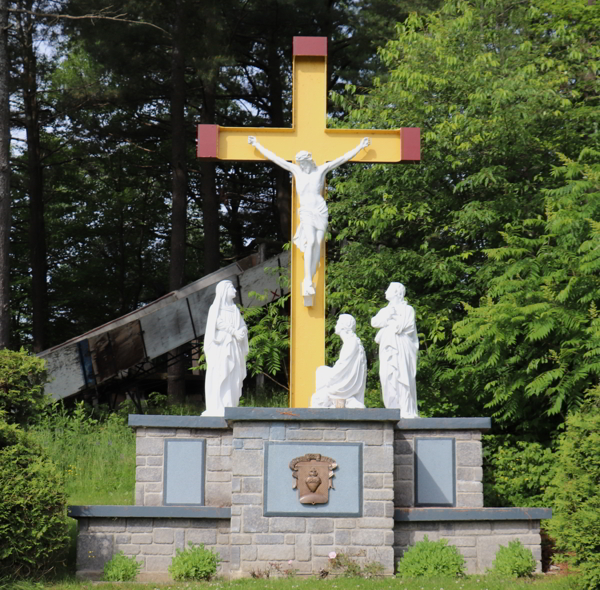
[293,201,328,253]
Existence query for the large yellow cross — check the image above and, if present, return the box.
[197,37,420,408]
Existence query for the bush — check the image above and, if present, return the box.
[546,386,600,590]
[396,536,466,578]
[103,551,141,581]
[168,542,220,581]
[0,349,48,425]
[491,540,536,577]
[0,418,69,579]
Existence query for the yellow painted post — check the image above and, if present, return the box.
[196,36,420,408]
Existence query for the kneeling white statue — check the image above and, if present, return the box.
[203,280,248,417]
[311,314,367,409]
[371,282,419,417]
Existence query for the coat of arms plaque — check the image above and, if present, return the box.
[289,453,338,505]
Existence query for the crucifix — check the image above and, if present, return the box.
[197,36,420,408]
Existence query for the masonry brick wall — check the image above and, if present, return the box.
[394,430,483,508]
[230,421,396,577]
[135,427,232,507]
[393,520,542,574]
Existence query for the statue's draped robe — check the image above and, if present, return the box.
[203,284,249,417]
[311,332,367,408]
[372,302,419,417]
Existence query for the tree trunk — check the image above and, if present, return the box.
[167,0,188,405]
[200,79,219,273]
[0,0,11,348]
[21,4,46,352]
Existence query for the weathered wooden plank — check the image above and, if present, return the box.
[187,282,219,337]
[112,321,146,372]
[140,298,196,359]
[41,343,86,400]
[238,252,289,308]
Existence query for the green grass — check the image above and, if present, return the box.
[29,406,136,506]
[1,574,578,590]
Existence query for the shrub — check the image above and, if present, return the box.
[103,551,141,581]
[168,542,220,581]
[0,349,48,425]
[546,386,600,590]
[396,536,466,578]
[491,540,536,577]
[0,418,69,579]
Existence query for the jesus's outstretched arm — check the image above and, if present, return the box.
[248,136,297,174]
[320,137,370,174]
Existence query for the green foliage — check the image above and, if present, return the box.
[491,540,536,578]
[0,418,69,579]
[483,435,556,507]
[396,536,466,578]
[0,349,48,425]
[30,402,135,505]
[546,387,600,590]
[102,551,141,581]
[327,552,384,579]
[168,542,221,581]
[327,0,600,433]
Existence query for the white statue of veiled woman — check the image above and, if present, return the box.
[371,283,419,417]
[202,280,249,417]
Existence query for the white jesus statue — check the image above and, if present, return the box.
[249,135,370,303]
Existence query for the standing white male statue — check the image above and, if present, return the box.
[202,280,249,417]
[249,136,370,302]
[310,314,367,409]
[371,282,419,417]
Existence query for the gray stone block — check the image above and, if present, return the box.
[135,483,144,506]
[77,533,113,571]
[270,425,285,440]
[207,455,232,472]
[126,519,153,533]
[88,519,126,532]
[306,519,333,533]
[456,546,477,558]
[335,519,356,529]
[242,477,262,493]
[241,507,269,533]
[394,453,413,465]
[257,545,294,561]
[231,477,241,493]
[364,474,383,489]
[230,517,241,533]
[335,530,352,545]
[255,534,285,544]
[232,493,261,505]
[395,481,413,506]
[364,446,393,473]
[352,530,384,546]
[286,429,323,441]
[115,534,131,544]
[234,424,270,439]
[231,534,253,545]
[131,533,152,544]
[394,440,413,454]
[453,522,492,535]
[207,471,231,482]
[144,493,162,507]
[456,493,484,508]
[295,536,311,561]
[364,502,384,517]
[144,482,162,492]
[394,465,413,481]
[285,534,295,545]
[232,451,262,476]
[364,488,394,501]
[243,439,264,450]
[146,427,176,437]
[456,441,482,467]
[269,517,306,533]
[323,430,346,441]
[141,544,174,555]
[312,534,334,545]
[456,467,483,482]
[445,536,476,547]
[144,555,173,572]
[357,517,393,529]
[231,546,241,570]
[136,467,162,482]
[492,521,531,534]
[368,546,394,572]
[136,437,164,456]
[175,530,185,550]
[457,481,483,493]
[347,429,383,445]
[136,457,146,466]
[146,456,163,467]
[241,545,257,561]
[116,544,141,555]
[153,528,174,544]
[186,529,217,545]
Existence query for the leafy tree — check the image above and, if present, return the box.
[326,0,599,431]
